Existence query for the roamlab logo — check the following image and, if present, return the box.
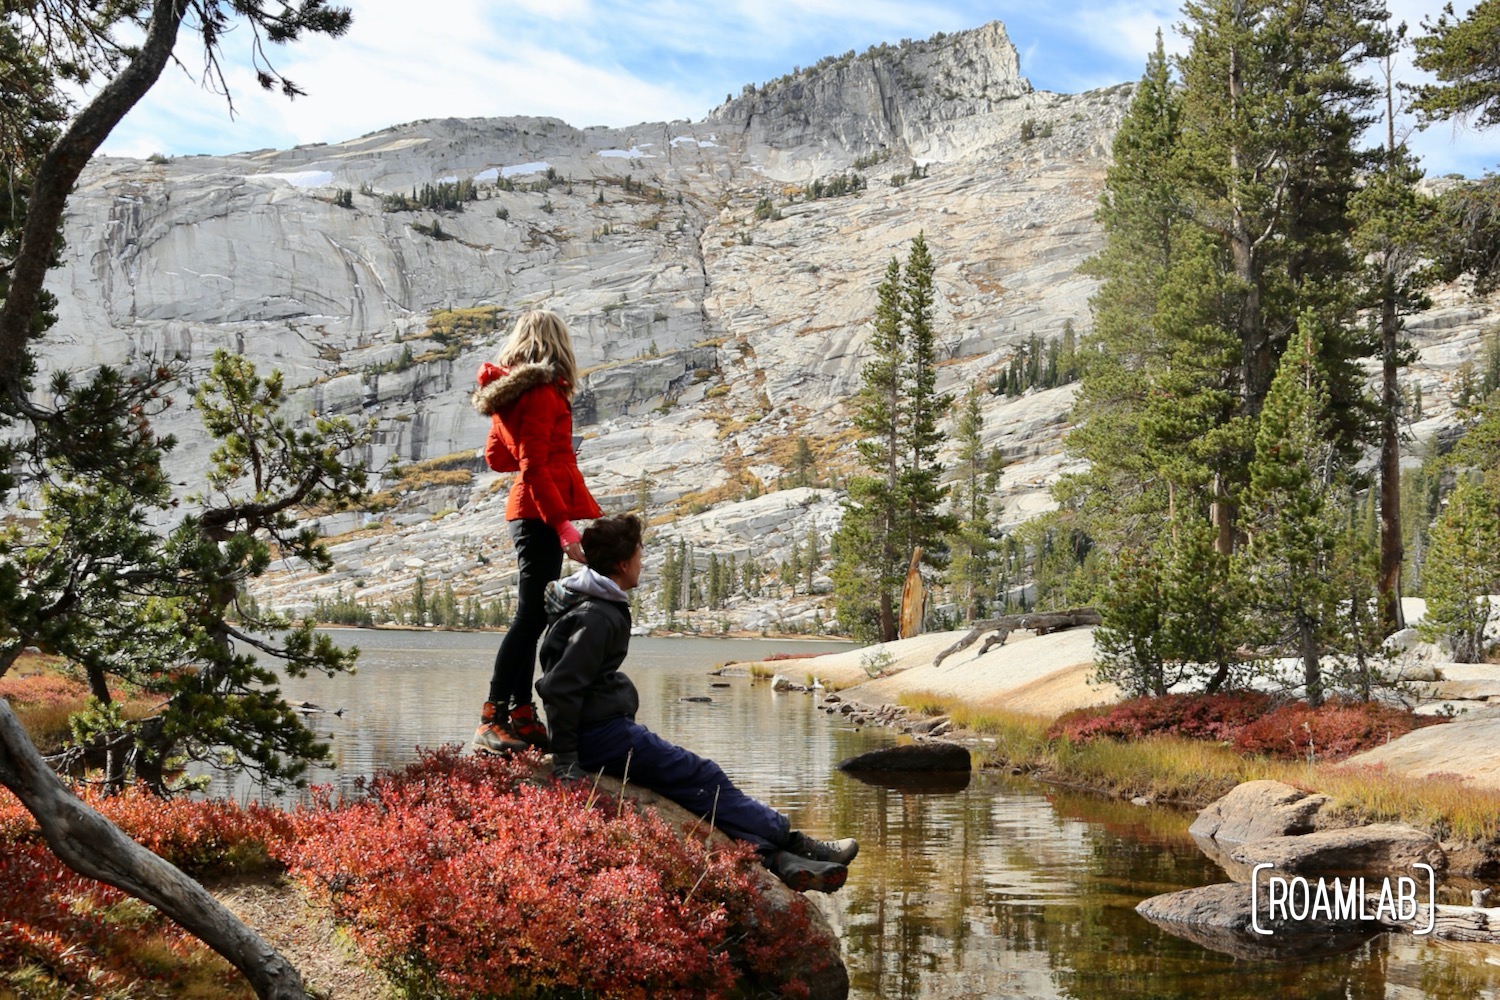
[1251,863,1438,935]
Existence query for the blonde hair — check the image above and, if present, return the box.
[496,310,579,399]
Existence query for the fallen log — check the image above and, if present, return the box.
[933,608,1101,668]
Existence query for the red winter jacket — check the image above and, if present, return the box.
[471,361,601,542]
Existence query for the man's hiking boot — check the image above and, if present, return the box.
[472,701,527,755]
[766,851,847,893]
[785,831,859,866]
[508,703,550,750]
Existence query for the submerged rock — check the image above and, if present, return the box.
[1136,883,1384,961]
[836,741,971,773]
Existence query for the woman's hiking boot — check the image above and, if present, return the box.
[785,830,859,866]
[472,701,527,754]
[508,703,550,750]
[765,850,848,893]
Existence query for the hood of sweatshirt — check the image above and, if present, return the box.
[544,567,630,617]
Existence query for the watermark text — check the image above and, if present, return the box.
[1250,863,1436,936]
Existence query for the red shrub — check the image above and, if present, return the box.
[1049,691,1274,744]
[1233,700,1446,761]
[0,747,825,998]
[0,785,287,994]
[0,673,90,707]
[279,746,826,999]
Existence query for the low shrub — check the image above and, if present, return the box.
[1050,692,1442,763]
[281,747,825,999]
[1049,691,1273,745]
[0,786,289,997]
[1233,699,1443,761]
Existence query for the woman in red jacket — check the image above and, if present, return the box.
[470,310,602,753]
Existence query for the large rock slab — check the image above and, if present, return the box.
[1228,824,1447,881]
[588,772,849,999]
[1136,883,1384,961]
[1347,717,1500,790]
[837,741,971,773]
[1189,780,1340,847]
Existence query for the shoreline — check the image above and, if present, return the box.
[727,627,1500,878]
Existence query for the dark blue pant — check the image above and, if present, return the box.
[577,717,790,850]
[487,518,563,708]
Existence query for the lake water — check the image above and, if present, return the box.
[221,629,1500,999]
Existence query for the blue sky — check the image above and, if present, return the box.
[98,0,1496,177]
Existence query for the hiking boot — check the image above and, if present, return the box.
[786,830,859,866]
[509,703,550,750]
[766,851,848,894]
[472,701,527,755]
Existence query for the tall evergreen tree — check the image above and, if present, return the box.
[945,386,1003,620]
[1412,1,1500,293]
[833,234,955,641]
[897,233,957,566]
[1418,475,1500,662]
[1173,0,1385,549]
[1238,316,1349,706]
[1351,31,1434,633]
[832,257,905,640]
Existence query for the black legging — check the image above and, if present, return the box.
[487,518,564,708]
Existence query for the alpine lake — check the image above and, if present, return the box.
[206,629,1500,1000]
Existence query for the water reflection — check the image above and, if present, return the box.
[213,629,1500,999]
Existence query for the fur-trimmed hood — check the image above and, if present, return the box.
[471,361,565,416]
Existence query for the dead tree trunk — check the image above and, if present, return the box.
[933,608,1102,668]
[0,700,308,999]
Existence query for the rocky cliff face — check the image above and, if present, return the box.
[31,20,1500,629]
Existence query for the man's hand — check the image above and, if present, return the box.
[551,752,586,782]
[563,540,585,563]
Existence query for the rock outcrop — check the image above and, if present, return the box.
[26,19,1500,630]
[1188,779,1341,848]
[587,772,849,999]
[1227,824,1447,881]
[1136,883,1384,960]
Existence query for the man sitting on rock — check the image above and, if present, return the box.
[537,513,858,893]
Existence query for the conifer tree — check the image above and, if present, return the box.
[833,234,954,640]
[832,256,906,640]
[945,386,1003,620]
[1238,316,1349,705]
[1351,52,1433,633]
[1418,475,1500,662]
[897,233,957,565]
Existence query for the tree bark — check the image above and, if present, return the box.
[0,0,187,406]
[0,700,308,999]
[1379,279,1405,634]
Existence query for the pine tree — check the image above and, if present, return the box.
[832,234,955,641]
[803,526,821,593]
[832,256,906,640]
[1351,29,1434,634]
[791,436,816,487]
[897,232,957,566]
[1174,0,1385,550]
[1418,475,1500,662]
[945,386,1002,620]
[1237,316,1349,705]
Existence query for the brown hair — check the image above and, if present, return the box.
[496,309,579,399]
[582,514,643,579]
